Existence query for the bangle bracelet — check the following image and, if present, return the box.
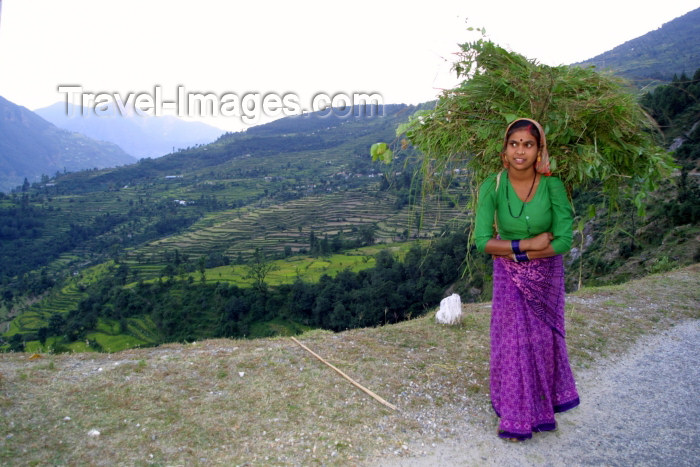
[511,240,522,254]
[515,252,529,262]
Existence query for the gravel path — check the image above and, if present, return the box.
[378,319,700,467]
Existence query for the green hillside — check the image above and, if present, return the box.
[2,70,700,352]
[1,104,478,351]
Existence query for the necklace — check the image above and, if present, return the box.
[506,171,536,218]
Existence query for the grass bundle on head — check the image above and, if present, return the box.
[394,37,676,216]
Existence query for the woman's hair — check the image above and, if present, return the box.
[504,119,541,148]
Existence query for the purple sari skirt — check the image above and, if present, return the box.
[490,255,579,440]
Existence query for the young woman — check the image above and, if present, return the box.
[474,118,580,441]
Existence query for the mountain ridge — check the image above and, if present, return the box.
[34,101,224,159]
[0,96,135,193]
[574,7,700,82]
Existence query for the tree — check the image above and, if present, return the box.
[243,249,278,293]
[38,327,49,345]
[329,302,350,331]
[48,313,65,336]
[308,230,318,255]
[198,255,207,283]
[358,224,377,246]
[8,333,24,352]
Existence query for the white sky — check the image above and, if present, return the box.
[0,0,698,131]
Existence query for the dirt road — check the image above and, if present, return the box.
[379,319,700,467]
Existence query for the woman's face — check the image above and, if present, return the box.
[503,129,539,172]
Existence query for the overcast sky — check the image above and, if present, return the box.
[0,0,698,131]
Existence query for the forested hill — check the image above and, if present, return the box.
[45,104,419,193]
[3,101,469,353]
[0,103,424,285]
[574,7,700,82]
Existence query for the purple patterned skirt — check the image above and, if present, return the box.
[490,255,579,440]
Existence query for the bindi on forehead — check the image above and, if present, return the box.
[508,136,535,143]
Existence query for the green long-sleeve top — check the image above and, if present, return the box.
[474,172,573,255]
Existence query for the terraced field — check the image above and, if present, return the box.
[128,189,469,273]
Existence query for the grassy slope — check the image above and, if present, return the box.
[1,103,469,343]
[0,264,697,466]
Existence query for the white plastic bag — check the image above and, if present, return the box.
[436,293,462,325]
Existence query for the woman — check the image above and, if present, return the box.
[474,118,580,441]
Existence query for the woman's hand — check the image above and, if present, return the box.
[523,232,553,251]
[485,232,554,258]
[491,253,513,261]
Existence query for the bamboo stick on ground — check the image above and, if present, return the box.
[291,336,398,411]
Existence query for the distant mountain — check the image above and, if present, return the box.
[243,103,422,137]
[0,96,135,193]
[35,102,224,159]
[574,7,700,83]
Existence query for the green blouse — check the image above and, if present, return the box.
[474,172,573,255]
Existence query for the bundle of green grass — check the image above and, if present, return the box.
[375,36,676,215]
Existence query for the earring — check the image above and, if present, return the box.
[537,155,541,162]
